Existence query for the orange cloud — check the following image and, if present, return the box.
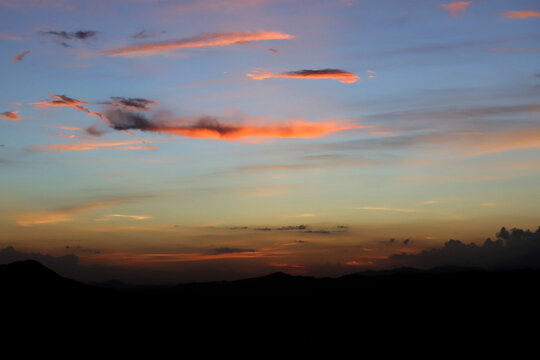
[104,30,294,57]
[79,250,292,266]
[0,110,21,121]
[15,200,125,226]
[33,93,109,124]
[55,133,76,138]
[12,50,30,64]
[345,260,374,266]
[96,214,153,221]
[440,1,471,18]
[500,10,540,19]
[46,125,82,130]
[151,118,364,140]
[28,140,159,152]
[247,69,360,83]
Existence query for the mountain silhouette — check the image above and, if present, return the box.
[2,259,538,348]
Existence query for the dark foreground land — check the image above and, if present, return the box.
[1,260,538,350]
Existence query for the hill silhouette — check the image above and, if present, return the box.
[2,260,538,349]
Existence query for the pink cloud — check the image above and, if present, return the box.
[500,10,540,19]
[440,1,471,18]
[104,30,294,57]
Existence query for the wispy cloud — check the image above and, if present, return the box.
[500,10,540,19]
[104,30,294,57]
[28,140,159,152]
[15,200,126,226]
[283,213,317,218]
[0,110,21,121]
[247,69,360,83]
[489,47,540,53]
[158,0,294,14]
[354,206,419,213]
[45,125,82,131]
[33,93,108,125]
[0,0,74,10]
[12,50,30,64]
[440,1,471,18]
[0,33,26,41]
[132,29,166,40]
[96,214,153,221]
[40,30,98,41]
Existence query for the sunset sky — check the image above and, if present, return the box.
[1,0,539,283]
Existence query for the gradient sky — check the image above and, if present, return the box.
[1,0,539,282]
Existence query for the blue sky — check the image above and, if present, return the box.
[1,0,539,281]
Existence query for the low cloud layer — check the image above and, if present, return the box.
[389,226,540,270]
[247,69,360,83]
[104,30,294,57]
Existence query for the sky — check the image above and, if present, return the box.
[1,0,539,283]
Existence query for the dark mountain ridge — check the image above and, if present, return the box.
[2,260,537,348]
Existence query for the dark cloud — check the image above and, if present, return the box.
[268,48,279,54]
[103,110,242,137]
[86,123,108,136]
[285,69,352,77]
[389,226,540,270]
[108,97,156,111]
[104,109,153,131]
[132,29,166,39]
[277,225,308,231]
[535,74,540,79]
[255,227,272,231]
[228,224,347,234]
[212,248,255,254]
[40,30,98,41]
[302,230,331,235]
